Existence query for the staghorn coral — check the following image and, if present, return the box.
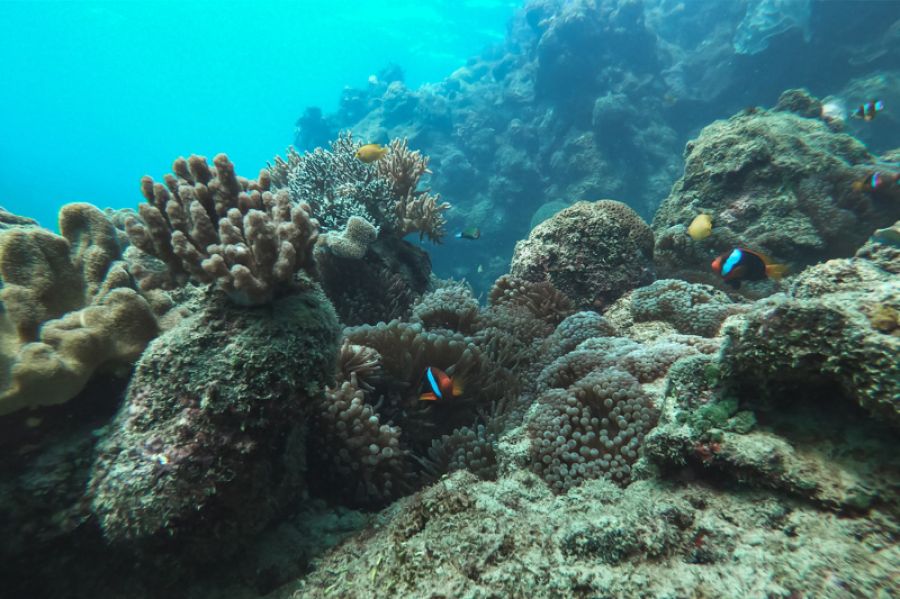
[124,154,317,305]
[269,133,449,242]
[89,284,340,552]
[510,200,655,310]
[0,203,159,415]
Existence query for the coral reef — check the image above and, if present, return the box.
[613,279,748,338]
[286,470,898,599]
[89,284,339,553]
[124,154,318,305]
[269,134,445,323]
[722,249,899,427]
[292,1,900,295]
[309,315,503,508]
[0,203,159,415]
[510,200,655,309]
[316,235,431,326]
[653,90,900,290]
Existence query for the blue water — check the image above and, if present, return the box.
[0,0,515,229]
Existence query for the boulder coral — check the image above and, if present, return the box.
[653,90,900,287]
[510,200,655,310]
[0,203,159,415]
[89,283,340,553]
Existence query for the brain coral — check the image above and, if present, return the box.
[510,200,655,310]
[653,93,899,286]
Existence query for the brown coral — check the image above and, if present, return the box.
[125,154,318,305]
[0,203,159,415]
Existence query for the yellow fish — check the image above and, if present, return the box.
[356,143,388,163]
[687,214,712,241]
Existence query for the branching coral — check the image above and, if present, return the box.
[0,203,159,415]
[124,154,317,305]
[269,133,449,243]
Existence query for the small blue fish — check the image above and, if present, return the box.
[852,100,884,121]
[455,227,481,240]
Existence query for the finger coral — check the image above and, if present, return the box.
[125,154,317,305]
[0,203,159,415]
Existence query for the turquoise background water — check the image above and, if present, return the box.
[0,1,517,229]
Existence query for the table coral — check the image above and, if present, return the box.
[510,200,655,309]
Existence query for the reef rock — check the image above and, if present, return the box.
[643,238,899,513]
[89,284,340,557]
[653,93,899,288]
[510,200,654,309]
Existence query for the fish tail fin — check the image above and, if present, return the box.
[766,263,789,280]
[452,377,465,397]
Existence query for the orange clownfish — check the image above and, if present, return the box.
[419,367,464,401]
[711,247,787,289]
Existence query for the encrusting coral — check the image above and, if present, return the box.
[0,203,159,415]
[124,154,318,305]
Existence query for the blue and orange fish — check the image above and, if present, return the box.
[711,248,787,289]
[419,367,464,401]
[851,100,884,121]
